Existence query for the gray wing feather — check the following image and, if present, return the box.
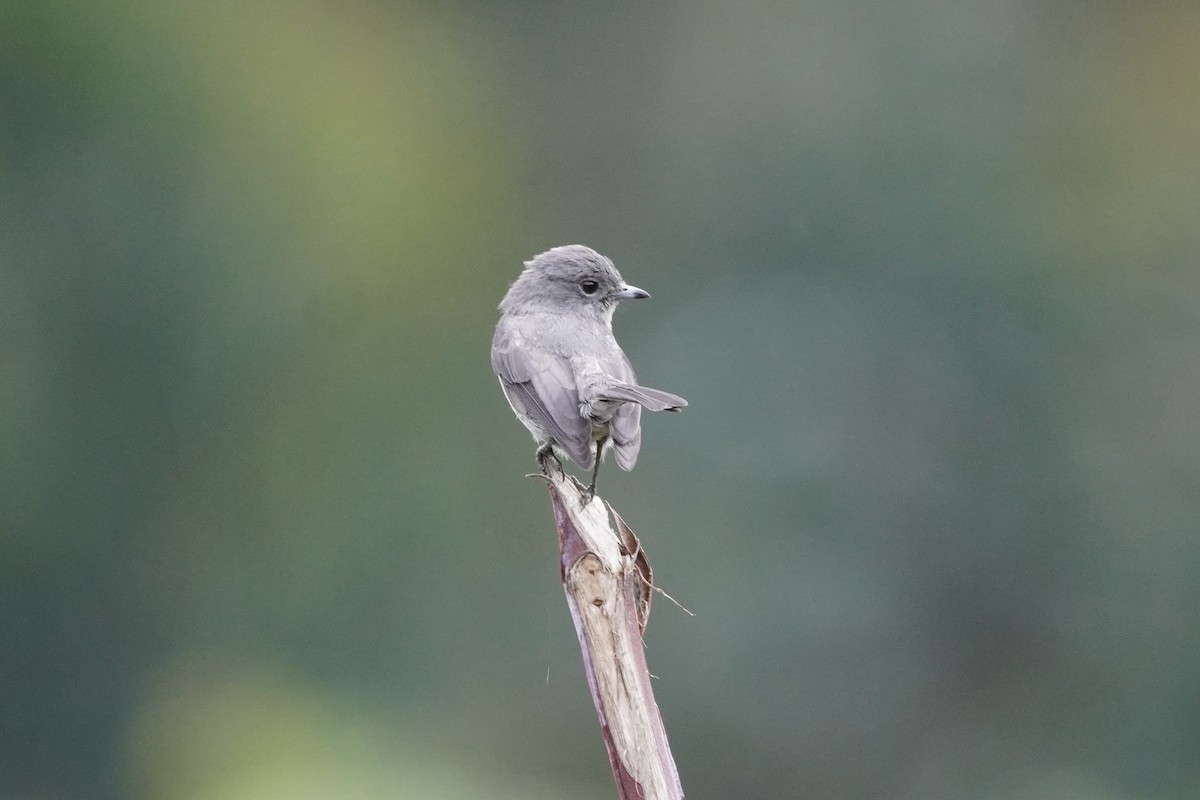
[491,336,594,469]
[599,383,688,411]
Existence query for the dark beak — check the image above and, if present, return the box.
[614,284,651,300]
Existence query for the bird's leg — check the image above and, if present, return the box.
[535,442,561,476]
[581,439,604,506]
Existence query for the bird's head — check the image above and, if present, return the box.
[499,245,650,321]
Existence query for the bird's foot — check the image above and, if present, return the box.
[535,444,562,476]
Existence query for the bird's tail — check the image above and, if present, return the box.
[601,383,688,412]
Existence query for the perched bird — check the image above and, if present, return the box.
[492,245,687,501]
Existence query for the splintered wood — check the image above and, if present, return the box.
[543,466,684,800]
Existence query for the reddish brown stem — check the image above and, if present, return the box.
[543,467,684,800]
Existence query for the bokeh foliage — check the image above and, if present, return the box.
[3,1,1199,798]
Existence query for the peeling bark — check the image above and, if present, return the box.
[541,465,684,800]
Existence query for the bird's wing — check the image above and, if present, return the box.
[491,332,594,469]
[599,383,688,411]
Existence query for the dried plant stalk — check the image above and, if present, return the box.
[542,465,684,800]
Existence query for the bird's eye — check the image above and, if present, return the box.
[580,279,600,295]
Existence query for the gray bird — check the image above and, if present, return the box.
[492,245,687,500]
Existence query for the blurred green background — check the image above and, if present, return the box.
[3,1,1199,798]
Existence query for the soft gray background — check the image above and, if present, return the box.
[3,2,1198,798]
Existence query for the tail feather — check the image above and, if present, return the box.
[601,383,688,412]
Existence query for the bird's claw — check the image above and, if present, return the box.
[535,445,561,476]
